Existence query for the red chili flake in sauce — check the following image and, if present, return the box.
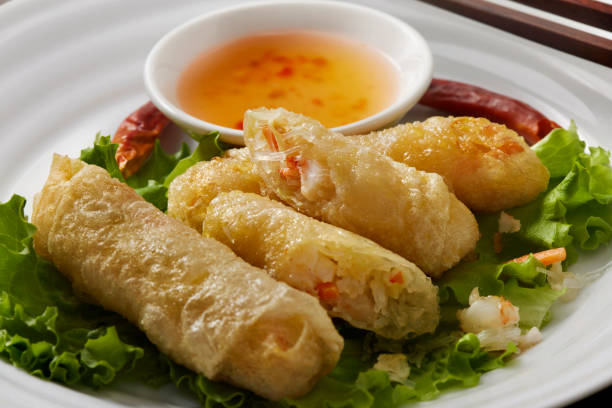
[268,89,286,99]
[277,66,294,77]
[312,57,327,66]
[176,31,399,129]
[273,55,291,64]
[312,98,323,106]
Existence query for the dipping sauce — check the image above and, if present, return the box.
[177,30,400,130]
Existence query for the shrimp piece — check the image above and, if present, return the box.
[458,288,520,333]
[457,288,541,351]
[356,116,550,212]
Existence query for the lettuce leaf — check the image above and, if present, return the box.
[79,132,226,212]
[79,134,125,182]
[163,131,229,187]
[3,121,612,408]
[0,195,153,388]
[125,140,190,189]
[439,253,562,329]
[0,136,521,408]
[532,121,585,178]
[280,332,516,408]
[489,123,612,269]
[441,121,612,332]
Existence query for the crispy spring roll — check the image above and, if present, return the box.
[356,116,550,212]
[167,151,262,233]
[169,159,439,338]
[195,115,548,214]
[32,155,343,400]
[203,190,440,339]
[243,108,479,278]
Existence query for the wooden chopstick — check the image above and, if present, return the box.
[511,0,612,31]
[419,0,612,68]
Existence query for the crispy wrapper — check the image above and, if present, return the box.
[243,108,479,278]
[31,155,343,400]
[169,159,439,337]
[167,151,262,233]
[357,116,550,212]
[203,191,440,339]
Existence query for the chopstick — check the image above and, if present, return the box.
[511,0,612,31]
[419,0,612,68]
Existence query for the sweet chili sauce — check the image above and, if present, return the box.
[177,30,399,130]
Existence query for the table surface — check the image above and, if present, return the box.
[420,0,612,67]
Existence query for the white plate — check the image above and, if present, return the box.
[1,0,612,407]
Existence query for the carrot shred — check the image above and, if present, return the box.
[508,248,566,266]
[389,271,404,284]
[279,166,300,180]
[262,125,279,152]
[316,282,339,302]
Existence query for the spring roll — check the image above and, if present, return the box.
[32,155,343,400]
[356,116,550,212]
[169,159,439,338]
[203,190,439,339]
[203,115,548,214]
[167,151,262,233]
[243,108,479,278]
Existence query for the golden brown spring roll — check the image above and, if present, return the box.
[243,108,479,278]
[169,159,439,337]
[356,116,550,212]
[203,190,440,339]
[167,151,262,233]
[32,154,343,400]
[202,116,548,214]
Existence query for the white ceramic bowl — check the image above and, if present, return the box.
[144,0,433,145]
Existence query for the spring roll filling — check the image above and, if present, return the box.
[256,123,334,202]
[282,245,413,331]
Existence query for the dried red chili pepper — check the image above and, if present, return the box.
[112,80,560,176]
[112,101,171,178]
[419,78,560,145]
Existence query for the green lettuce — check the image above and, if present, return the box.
[163,130,230,188]
[512,122,612,259]
[79,132,226,212]
[2,121,611,408]
[280,330,516,408]
[440,121,612,331]
[0,195,150,388]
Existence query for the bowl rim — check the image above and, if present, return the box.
[144,0,433,145]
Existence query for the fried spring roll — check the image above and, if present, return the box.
[203,191,440,339]
[167,151,262,233]
[169,159,439,337]
[194,115,549,214]
[243,108,479,278]
[356,116,550,212]
[32,155,343,400]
